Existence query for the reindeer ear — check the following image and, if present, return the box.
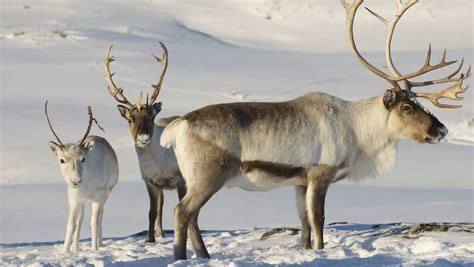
[151,102,162,117]
[48,141,60,155]
[117,105,130,119]
[383,90,397,109]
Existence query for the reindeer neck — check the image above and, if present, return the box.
[346,95,398,178]
[134,132,161,169]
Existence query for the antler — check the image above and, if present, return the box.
[391,45,458,84]
[44,100,65,147]
[105,45,134,108]
[365,0,417,89]
[341,0,470,108]
[340,0,402,92]
[410,60,471,87]
[78,106,94,146]
[414,74,470,109]
[105,43,168,107]
[148,41,168,105]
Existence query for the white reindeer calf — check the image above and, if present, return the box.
[45,101,119,252]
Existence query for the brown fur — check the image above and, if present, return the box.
[241,160,305,179]
[305,164,333,249]
[385,91,444,144]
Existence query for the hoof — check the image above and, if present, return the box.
[145,238,156,243]
[156,232,165,238]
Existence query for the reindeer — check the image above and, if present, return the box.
[160,0,470,261]
[104,42,206,249]
[45,101,119,252]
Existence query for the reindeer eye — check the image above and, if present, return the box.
[80,157,85,163]
[60,159,65,164]
[401,103,414,114]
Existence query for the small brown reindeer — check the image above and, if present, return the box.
[104,43,206,253]
[161,0,470,261]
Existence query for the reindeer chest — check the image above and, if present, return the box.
[140,162,180,190]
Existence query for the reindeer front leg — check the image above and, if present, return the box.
[98,204,104,247]
[63,200,80,253]
[145,180,159,243]
[306,166,332,249]
[91,202,102,250]
[156,188,165,238]
[295,185,311,249]
[71,202,84,252]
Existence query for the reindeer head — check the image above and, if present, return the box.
[45,101,96,188]
[104,42,168,148]
[341,0,470,144]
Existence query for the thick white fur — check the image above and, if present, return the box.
[162,92,398,191]
[50,136,118,253]
[160,118,185,149]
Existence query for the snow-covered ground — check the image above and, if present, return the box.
[2,223,473,266]
[1,0,473,265]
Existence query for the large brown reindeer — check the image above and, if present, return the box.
[104,43,206,250]
[161,0,470,261]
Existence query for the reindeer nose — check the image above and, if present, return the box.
[137,134,150,143]
[439,126,448,138]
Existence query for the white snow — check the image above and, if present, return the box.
[1,0,473,265]
[1,223,473,266]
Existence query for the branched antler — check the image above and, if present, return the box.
[415,74,470,108]
[340,0,402,92]
[392,45,457,83]
[105,42,168,107]
[148,41,168,105]
[341,0,470,108]
[411,61,471,87]
[105,45,134,108]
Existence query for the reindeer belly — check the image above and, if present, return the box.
[225,160,306,191]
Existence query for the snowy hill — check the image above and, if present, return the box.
[1,0,473,266]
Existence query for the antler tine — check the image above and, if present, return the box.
[365,7,388,25]
[79,106,94,146]
[340,0,402,92]
[411,60,471,87]
[44,100,65,147]
[105,45,133,108]
[393,45,457,82]
[415,74,469,108]
[148,41,168,105]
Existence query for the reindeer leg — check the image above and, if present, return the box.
[91,202,101,250]
[175,182,210,259]
[63,200,79,253]
[71,202,84,252]
[98,203,104,247]
[155,188,165,238]
[188,211,210,258]
[144,180,158,243]
[306,165,332,250]
[173,134,238,261]
[174,184,222,261]
[295,185,312,249]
